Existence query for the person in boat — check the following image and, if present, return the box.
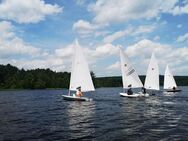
[127,84,133,95]
[172,86,176,90]
[76,86,83,97]
[141,87,146,94]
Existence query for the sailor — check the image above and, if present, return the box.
[142,87,146,94]
[76,86,83,97]
[172,86,176,90]
[127,84,133,95]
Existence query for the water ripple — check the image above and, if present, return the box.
[0,88,188,140]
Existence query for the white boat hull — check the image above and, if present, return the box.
[120,92,149,98]
[62,94,92,101]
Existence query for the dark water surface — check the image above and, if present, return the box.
[0,87,188,141]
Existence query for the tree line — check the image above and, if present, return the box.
[0,64,187,89]
[0,64,70,89]
[96,75,188,88]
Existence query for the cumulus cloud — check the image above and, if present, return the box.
[73,20,97,37]
[127,39,188,75]
[0,21,14,39]
[75,0,87,6]
[0,21,41,57]
[55,44,74,58]
[103,25,156,43]
[88,0,179,24]
[176,33,188,42]
[16,57,66,72]
[153,36,160,41]
[0,21,67,72]
[103,28,132,43]
[106,61,120,70]
[73,19,106,37]
[171,4,188,15]
[54,42,120,71]
[105,39,188,75]
[0,0,62,24]
[1,23,187,76]
[177,24,182,28]
[8,41,119,72]
[93,43,119,57]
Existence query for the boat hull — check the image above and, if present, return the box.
[166,89,182,92]
[120,92,149,98]
[62,95,92,101]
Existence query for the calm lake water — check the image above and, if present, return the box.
[0,87,188,141]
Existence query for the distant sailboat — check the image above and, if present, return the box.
[62,40,95,101]
[119,47,149,97]
[164,65,181,92]
[144,53,159,93]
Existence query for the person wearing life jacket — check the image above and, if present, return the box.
[127,84,133,95]
[76,86,83,97]
[141,87,146,94]
[172,86,176,90]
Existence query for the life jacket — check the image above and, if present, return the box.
[76,90,82,97]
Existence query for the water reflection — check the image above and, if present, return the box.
[144,95,183,140]
[64,100,96,140]
[145,96,162,118]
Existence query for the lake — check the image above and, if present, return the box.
[0,87,188,141]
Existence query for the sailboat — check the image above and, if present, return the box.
[62,40,95,101]
[119,47,149,98]
[164,65,181,92]
[144,52,159,94]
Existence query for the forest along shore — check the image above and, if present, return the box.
[0,64,188,89]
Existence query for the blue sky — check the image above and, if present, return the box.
[0,0,188,76]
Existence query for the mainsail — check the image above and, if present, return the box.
[120,47,143,89]
[144,53,159,90]
[69,40,95,92]
[164,65,177,89]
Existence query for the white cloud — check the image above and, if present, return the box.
[126,39,188,75]
[176,33,188,42]
[0,0,62,24]
[177,24,182,28]
[153,36,160,41]
[0,21,14,39]
[2,57,67,72]
[1,29,187,76]
[106,61,120,70]
[55,44,74,58]
[171,4,188,15]
[75,0,87,6]
[0,37,41,57]
[88,0,178,24]
[133,25,156,35]
[105,39,188,75]
[94,30,110,37]
[93,43,119,57]
[0,21,41,57]
[103,28,133,43]
[10,41,120,72]
[73,19,106,37]
[53,42,120,72]
[73,20,97,37]
[103,25,156,43]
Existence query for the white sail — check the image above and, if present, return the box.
[69,39,95,92]
[164,65,177,89]
[120,47,143,89]
[144,53,159,90]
